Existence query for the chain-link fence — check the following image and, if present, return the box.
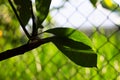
[1,0,120,80]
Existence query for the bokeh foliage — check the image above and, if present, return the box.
[0,0,120,80]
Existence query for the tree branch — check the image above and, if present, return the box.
[0,38,51,61]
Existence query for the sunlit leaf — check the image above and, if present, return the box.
[13,0,31,26]
[51,38,97,67]
[50,36,91,50]
[36,0,52,28]
[44,28,97,67]
[45,27,93,47]
[101,0,119,11]
[90,0,98,7]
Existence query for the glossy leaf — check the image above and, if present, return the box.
[45,28,97,67]
[50,36,91,50]
[13,0,31,26]
[90,0,98,7]
[62,48,97,67]
[35,0,52,28]
[50,37,97,67]
[101,0,119,11]
[45,27,92,47]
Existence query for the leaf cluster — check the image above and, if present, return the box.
[0,0,97,67]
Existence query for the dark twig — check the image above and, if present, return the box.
[8,0,31,39]
[0,37,53,61]
[29,0,37,37]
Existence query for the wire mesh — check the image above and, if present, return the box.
[1,0,120,80]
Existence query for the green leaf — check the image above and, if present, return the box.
[13,0,31,26]
[50,36,91,50]
[90,0,98,7]
[45,27,93,47]
[45,28,97,67]
[101,0,119,11]
[35,0,52,28]
[63,49,97,67]
[51,37,97,67]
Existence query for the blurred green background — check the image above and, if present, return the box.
[0,0,120,80]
